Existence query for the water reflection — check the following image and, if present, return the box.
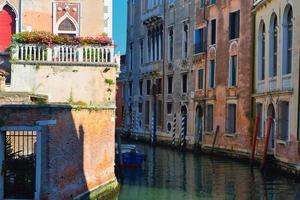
[117,143,300,200]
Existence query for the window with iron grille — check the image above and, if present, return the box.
[226,104,236,134]
[229,10,240,40]
[129,82,133,97]
[279,101,289,141]
[206,104,214,132]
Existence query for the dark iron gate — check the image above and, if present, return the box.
[3,130,37,199]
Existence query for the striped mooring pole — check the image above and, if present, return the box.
[151,112,155,144]
[180,115,186,148]
[172,113,177,146]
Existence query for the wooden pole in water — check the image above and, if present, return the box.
[261,116,273,170]
[211,126,220,154]
[250,115,260,166]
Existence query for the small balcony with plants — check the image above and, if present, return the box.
[10,31,116,66]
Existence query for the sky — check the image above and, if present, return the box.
[113,0,127,55]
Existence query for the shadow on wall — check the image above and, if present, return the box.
[0,106,91,199]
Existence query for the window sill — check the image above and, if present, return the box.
[205,131,214,135]
[229,38,239,43]
[277,140,289,145]
[209,44,216,48]
[225,133,236,137]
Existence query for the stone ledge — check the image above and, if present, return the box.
[14,61,118,68]
[0,103,115,110]
[74,178,119,200]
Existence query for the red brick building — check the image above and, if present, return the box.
[193,0,253,154]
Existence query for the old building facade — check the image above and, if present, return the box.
[253,0,300,168]
[193,0,254,153]
[124,0,196,146]
[0,0,119,199]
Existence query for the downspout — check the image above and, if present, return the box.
[162,0,166,131]
[297,50,300,140]
[19,0,22,32]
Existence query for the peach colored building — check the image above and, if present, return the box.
[253,0,300,172]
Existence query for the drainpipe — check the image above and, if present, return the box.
[297,50,300,140]
[19,0,22,32]
[162,0,166,131]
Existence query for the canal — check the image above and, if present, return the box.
[116,142,300,200]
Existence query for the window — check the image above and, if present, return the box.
[211,19,216,45]
[147,80,151,95]
[167,102,173,114]
[208,60,215,88]
[168,27,174,61]
[156,78,162,94]
[129,82,133,97]
[139,102,143,113]
[226,104,236,134]
[182,74,188,93]
[168,76,173,94]
[256,103,263,138]
[282,6,293,75]
[206,104,214,132]
[156,100,162,126]
[229,55,237,87]
[258,21,265,81]
[58,18,76,31]
[209,0,216,5]
[200,0,205,8]
[198,69,204,90]
[145,101,150,125]
[229,10,240,40]
[139,80,143,96]
[140,39,144,64]
[195,28,207,54]
[148,30,152,62]
[279,101,289,141]
[269,14,278,77]
[183,23,189,58]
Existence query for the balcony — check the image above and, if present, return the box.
[141,6,164,25]
[140,61,163,74]
[256,81,265,93]
[12,43,115,65]
[282,74,292,91]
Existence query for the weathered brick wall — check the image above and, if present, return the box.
[115,81,124,128]
[0,105,115,199]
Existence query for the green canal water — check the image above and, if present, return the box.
[116,143,300,200]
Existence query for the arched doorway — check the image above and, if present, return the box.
[267,104,275,151]
[0,5,16,52]
[181,105,188,147]
[195,106,203,143]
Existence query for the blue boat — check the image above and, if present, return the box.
[116,144,145,168]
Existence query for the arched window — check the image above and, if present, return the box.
[269,13,278,78]
[58,18,76,31]
[0,5,16,52]
[258,21,265,81]
[282,5,293,75]
[56,17,78,37]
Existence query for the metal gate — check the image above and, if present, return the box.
[3,130,37,199]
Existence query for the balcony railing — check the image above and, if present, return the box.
[12,44,115,64]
